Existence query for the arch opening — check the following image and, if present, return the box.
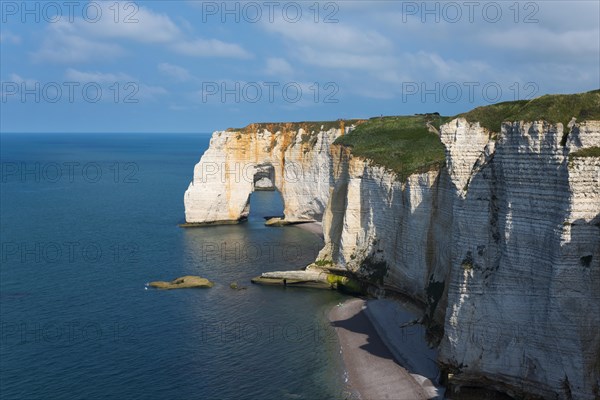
[245,163,284,222]
[253,164,275,191]
[247,188,284,222]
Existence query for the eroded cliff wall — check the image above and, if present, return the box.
[317,144,454,316]
[439,120,600,399]
[184,123,351,223]
[319,118,599,399]
[184,117,599,398]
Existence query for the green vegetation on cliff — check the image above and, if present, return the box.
[225,90,599,181]
[334,90,599,178]
[458,89,600,134]
[227,119,364,134]
[334,114,449,178]
[569,146,600,159]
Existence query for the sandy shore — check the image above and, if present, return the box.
[329,298,432,400]
[294,221,323,238]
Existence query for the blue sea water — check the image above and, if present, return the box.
[0,133,347,400]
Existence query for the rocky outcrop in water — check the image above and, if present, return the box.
[184,122,354,224]
[149,276,214,289]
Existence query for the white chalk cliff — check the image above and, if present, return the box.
[184,122,352,224]
[184,116,600,399]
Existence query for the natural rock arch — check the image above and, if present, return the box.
[184,126,346,224]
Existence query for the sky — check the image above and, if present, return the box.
[1,0,599,133]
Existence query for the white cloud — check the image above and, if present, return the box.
[403,51,492,82]
[526,1,600,32]
[260,15,400,79]
[1,74,38,101]
[158,63,193,82]
[80,5,181,43]
[173,39,251,59]
[264,18,392,53]
[480,28,600,60]
[265,58,294,76]
[169,104,191,111]
[137,84,169,101]
[293,46,397,72]
[31,3,251,63]
[31,22,124,63]
[7,73,37,86]
[65,68,133,83]
[62,68,168,101]
[0,31,22,44]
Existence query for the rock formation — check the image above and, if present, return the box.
[184,94,600,399]
[439,120,600,399]
[184,122,355,224]
[149,275,214,289]
[315,118,599,399]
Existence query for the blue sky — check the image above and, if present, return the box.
[1,0,599,133]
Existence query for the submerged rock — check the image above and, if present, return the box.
[229,282,247,290]
[265,217,316,226]
[251,267,344,290]
[149,275,214,290]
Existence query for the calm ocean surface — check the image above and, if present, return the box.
[0,133,347,400]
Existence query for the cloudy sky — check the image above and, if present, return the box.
[1,1,598,133]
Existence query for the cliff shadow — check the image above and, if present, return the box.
[330,305,396,362]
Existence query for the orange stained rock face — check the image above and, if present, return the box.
[220,125,353,220]
[223,127,293,219]
[226,131,248,219]
[225,136,234,219]
[269,133,277,156]
[330,144,354,179]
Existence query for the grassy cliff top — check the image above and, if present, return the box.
[334,114,450,178]
[458,89,600,134]
[334,90,599,177]
[221,90,599,179]
[226,119,365,134]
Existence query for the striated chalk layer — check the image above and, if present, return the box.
[184,123,352,223]
[184,117,599,399]
[439,120,600,399]
[318,118,599,399]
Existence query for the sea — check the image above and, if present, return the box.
[0,133,348,400]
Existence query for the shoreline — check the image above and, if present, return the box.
[293,221,324,238]
[329,298,442,400]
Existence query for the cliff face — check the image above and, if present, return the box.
[184,123,350,224]
[439,120,600,399]
[319,118,600,399]
[184,116,600,399]
[318,144,454,311]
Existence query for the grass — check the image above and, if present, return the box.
[314,259,333,267]
[568,146,600,167]
[458,89,600,134]
[334,114,450,178]
[226,119,364,134]
[569,146,600,159]
[326,274,362,294]
[334,90,599,177]
[224,90,600,181]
